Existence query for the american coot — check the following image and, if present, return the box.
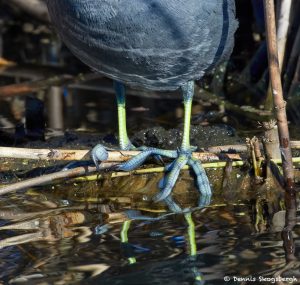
[46,0,238,206]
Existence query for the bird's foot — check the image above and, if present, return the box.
[91,141,165,170]
[91,144,110,170]
[91,139,137,169]
[117,147,212,206]
[62,143,111,171]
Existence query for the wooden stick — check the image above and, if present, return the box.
[263,0,294,190]
[0,146,244,162]
[207,144,248,153]
[0,162,116,196]
[1,141,300,162]
[0,73,100,98]
[262,120,281,160]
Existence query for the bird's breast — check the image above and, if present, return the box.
[47,0,238,90]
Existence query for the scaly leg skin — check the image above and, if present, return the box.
[113,81,135,151]
[91,81,134,169]
[117,81,212,207]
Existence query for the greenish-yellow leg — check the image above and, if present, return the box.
[120,220,137,265]
[92,81,211,208]
[91,81,133,168]
[117,81,212,206]
[114,81,134,150]
[181,81,193,151]
[185,212,204,284]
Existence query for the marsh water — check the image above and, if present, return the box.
[1,0,300,282]
[0,180,299,285]
[0,90,300,285]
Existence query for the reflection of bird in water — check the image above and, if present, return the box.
[46,1,238,205]
[90,212,205,284]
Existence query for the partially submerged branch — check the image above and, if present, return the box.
[0,162,115,196]
[1,154,299,198]
[263,0,294,190]
[0,161,246,197]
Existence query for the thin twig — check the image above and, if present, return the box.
[0,73,100,98]
[74,161,246,182]
[196,87,273,121]
[0,162,117,196]
[206,144,248,153]
[263,0,294,190]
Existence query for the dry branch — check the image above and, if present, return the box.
[263,0,294,189]
[2,139,300,163]
[0,163,116,196]
[0,73,100,98]
[0,147,243,162]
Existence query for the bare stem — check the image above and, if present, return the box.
[263,0,294,190]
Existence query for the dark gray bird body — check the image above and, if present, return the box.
[46,0,238,90]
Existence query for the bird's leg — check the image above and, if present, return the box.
[118,81,212,206]
[91,80,166,168]
[91,81,135,168]
[114,81,134,150]
[153,81,211,203]
[114,81,165,165]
